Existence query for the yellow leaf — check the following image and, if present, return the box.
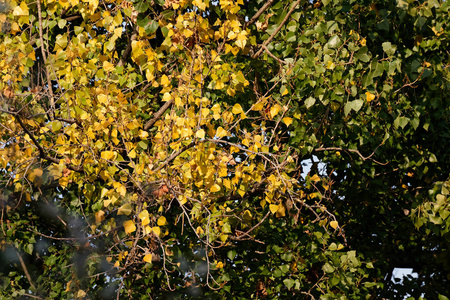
[196,129,205,139]
[100,188,109,198]
[143,253,152,263]
[269,204,279,214]
[123,220,136,234]
[330,220,339,230]
[282,117,293,126]
[157,216,168,226]
[365,91,375,102]
[76,290,86,298]
[310,174,320,182]
[163,92,171,102]
[152,226,161,237]
[161,75,170,86]
[59,176,70,188]
[252,101,265,111]
[13,1,29,16]
[95,210,105,224]
[34,168,43,177]
[116,184,127,197]
[216,261,224,269]
[103,61,115,72]
[219,234,228,242]
[128,148,136,158]
[196,226,204,234]
[118,203,133,215]
[281,86,289,96]
[337,244,344,250]
[276,204,286,218]
[269,104,281,119]
[215,127,227,138]
[101,151,117,160]
[114,261,120,267]
[232,103,244,115]
[139,209,150,226]
[210,184,221,192]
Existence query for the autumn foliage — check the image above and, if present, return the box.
[1,0,449,299]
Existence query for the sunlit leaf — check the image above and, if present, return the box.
[123,220,136,234]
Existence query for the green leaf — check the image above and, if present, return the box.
[305,97,316,109]
[227,250,236,261]
[322,262,334,273]
[327,35,341,49]
[283,278,295,289]
[26,243,33,255]
[134,1,149,12]
[382,42,397,56]
[145,20,159,35]
[138,140,148,150]
[394,116,409,129]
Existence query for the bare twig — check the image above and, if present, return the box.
[315,146,388,165]
[245,0,275,28]
[14,248,39,294]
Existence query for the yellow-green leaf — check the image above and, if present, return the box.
[118,203,133,216]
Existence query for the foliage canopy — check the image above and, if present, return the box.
[0,0,449,299]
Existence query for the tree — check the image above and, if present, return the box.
[0,0,449,298]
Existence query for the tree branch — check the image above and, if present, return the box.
[245,0,275,28]
[14,248,39,296]
[144,99,174,131]
[15,114,83,172]
[252,0,301,59]
[36,0,55,120]
[118,27,138,67]
[152,141,196,173]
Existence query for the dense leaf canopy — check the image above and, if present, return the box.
[0,0,449,299]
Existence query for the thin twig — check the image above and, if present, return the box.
[315,146,388,165]
[15,114,83,172]
[245,0,275,28]
[14,248,38,294]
